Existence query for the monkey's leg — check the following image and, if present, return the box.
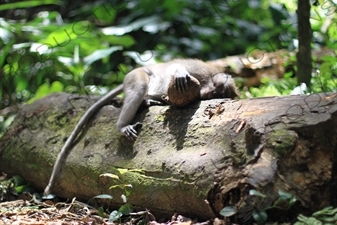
[117,69,149,140]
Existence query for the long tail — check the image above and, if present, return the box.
[44,84,124,196]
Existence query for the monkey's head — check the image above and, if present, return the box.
[200,73,239,100]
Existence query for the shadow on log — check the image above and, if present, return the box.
[0,92,337,220]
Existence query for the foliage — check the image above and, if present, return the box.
[295,206,337,225]
[0,175,30,201]
[249,53,337,97]
[96,168,144,222]
[220,189,296,224]
[311,56,337,93]
[248,74,298,97]
[0,0,299,109]
[0,0,336,107]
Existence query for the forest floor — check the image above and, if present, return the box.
[0,197,215,225]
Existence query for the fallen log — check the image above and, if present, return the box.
[0,92,336,220]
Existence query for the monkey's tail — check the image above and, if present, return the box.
[44,84,124,196]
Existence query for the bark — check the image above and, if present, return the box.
[0,92,337,220]
[296,0,312,86]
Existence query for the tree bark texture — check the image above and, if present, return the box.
[296,0,312,86]
[0,92,337,219]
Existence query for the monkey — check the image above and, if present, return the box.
[43,59,239,196]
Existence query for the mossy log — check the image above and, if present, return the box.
[0,92,337,220]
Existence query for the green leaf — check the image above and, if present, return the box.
[104,35,135,47]
[97,206,105,217]
[312,206,333,217]
[0,0,62,11]
[118,203,134,215]
[100,173,121,181]
[109,184,132,190]
[117,168,129,175]
[219,206,237,217]
[12,175,26,186]
[42,27,78,47]
[33,83,50,97]
[263,84,281,96]
[91,5,117,23]
[320,55,337,63]
[278,190,293,200]
[83,46,123,66]
[125,188,132,197]
[289,196,297,207]
[50,81,64,92]
[93,194,113,199]
[252,209,268,225]
[109,210,123,222]
[14,185,29,194]
[249,190,266,198]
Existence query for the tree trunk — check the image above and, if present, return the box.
[0,92,337,220]
[296,0,312,86]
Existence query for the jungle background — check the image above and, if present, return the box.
[1,0,337,136]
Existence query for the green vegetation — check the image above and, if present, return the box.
[97,168,143,222]
[0,0,336,137]
[220,189,296,224]
[1,0,336,110]
[295,206,337,225]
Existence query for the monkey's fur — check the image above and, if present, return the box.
[44,59,238,196]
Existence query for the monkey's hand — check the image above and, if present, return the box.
[120,122,142,140]
[167,64,191,92]
[174,67,191,92]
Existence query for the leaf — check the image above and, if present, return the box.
[33,83,50,99]
[14,185,29,194]
[12,175,26,186]
[117,168,129,175]
[128,169,145,174]
[118,203,134,215]
[97,206,105,217]
[125,188,132,197]
[289,196,297,207]
[252,209,268,225]
[42,27,78,47]
[104,35,135,47]
[263,84,281,97]
[278,190,293,200]
[219,206,237,217]
[109,210,123,222]
[109,184,132,190]
[93,194,113,199]
[50,81,64,92]
[0,0,62,11]
[249,190,266,198]
[83,46,122,66]
[100,173,121,181]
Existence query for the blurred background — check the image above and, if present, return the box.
[1,0,336,134]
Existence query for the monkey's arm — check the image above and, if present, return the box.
[116,68,149,140]
[44,84,123,196]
